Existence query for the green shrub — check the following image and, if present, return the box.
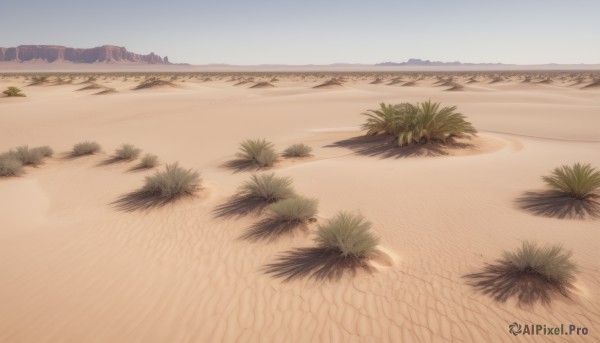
[72,141,101,156]
[315,212,379,258]
[114,144,141,160]
[267,196,318,223]
[237,138,278,167]
[139,154,159,168]
[396,101,477,146]
[240,173,295,202]
[503,241,577,287]
[361,101,477,146]
[542,163,600,200]
[283,143,313,158]
[141,163,201,198]
[0,153,23,176]
[3,87,25,97]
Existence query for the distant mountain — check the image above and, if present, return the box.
[375,58,504,66]
[0,45,171,64]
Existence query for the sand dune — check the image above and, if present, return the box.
[1,73,599,342]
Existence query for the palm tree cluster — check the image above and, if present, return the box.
[361,101,477,146]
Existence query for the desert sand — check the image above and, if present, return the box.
[1,73,599,342]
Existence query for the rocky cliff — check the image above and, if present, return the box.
[0,45,171,64]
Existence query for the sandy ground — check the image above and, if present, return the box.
[0,75,599,342]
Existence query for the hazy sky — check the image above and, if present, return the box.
[2,0,599,65]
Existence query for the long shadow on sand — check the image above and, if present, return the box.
[213,194,270,219]
[240,218,312,242]
[516,190,600,219]
[463,261,576,307]
[325,135,474,159]
[264,247,372,282]
[112,190,194,212]
[220,159,269,173]
[95,156,132,167]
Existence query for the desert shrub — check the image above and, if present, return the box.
[397,101,477,146]
[503,241,577,288]
[11,146,45,166]
[139,154,159,168]
[0,153,23,176]
[361,101,477,146]
[237,138,278,167]
[239,173,295,202]
[36,146,54,158]
[3,87,25,97]
[283,143,313,158]
[72,141,101,156]
[267,196,318,223]
[542,163,600,200]
[134,78,175,90]
[361,102,415,136]
[314,212,379,258]
[141,163,201,198]
[114,143,141,160]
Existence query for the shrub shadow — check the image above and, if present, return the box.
[263,247,372,282]
[325,135,474,159]
[241,218,310,242]
[463,260,576,307]
[516,190,600,219]
[112,190,193,212]
[220,158,262,173]
[127,164,155,172]
[96,157,133,167]
[213,194,269,219]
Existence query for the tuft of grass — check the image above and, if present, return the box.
[237,138,278,167]
[267,196,319,223]
[3,87,26,97]
[11,146,45,166]
[139,154,159,168]
[283,143,313,158]
[72,141,101,156]
[314,212,379,258]
[141,163,201,198]
[0,153,24,176]
[36,146,54,158]
[361,101,477,146]
[503,241,577,289]
[542,163,600,200]
[361,102,415,136]
[114,144,141,160]
[239,173,295,203]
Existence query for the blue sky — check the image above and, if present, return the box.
[2,0,599,65]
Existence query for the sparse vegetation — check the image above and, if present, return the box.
[503,241,577,292]
[237,138,278,167]
[283,143,312,158]
[114,144,141,160]
[141,163,201,198]
[0,153,24,176]
[134,78,175,90]
[3,87,26,97]
[542,163,600,200]
[0,145,53,176]
[361,101,477,146]
[139,154,159,168]
[10,146,45,166]
[36,146,54,158]
[239,173,295,203]
[267,196,319,223]
[72,141,101,156]
[314,212,379,258]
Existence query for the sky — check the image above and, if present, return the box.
[1,0,599,65]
